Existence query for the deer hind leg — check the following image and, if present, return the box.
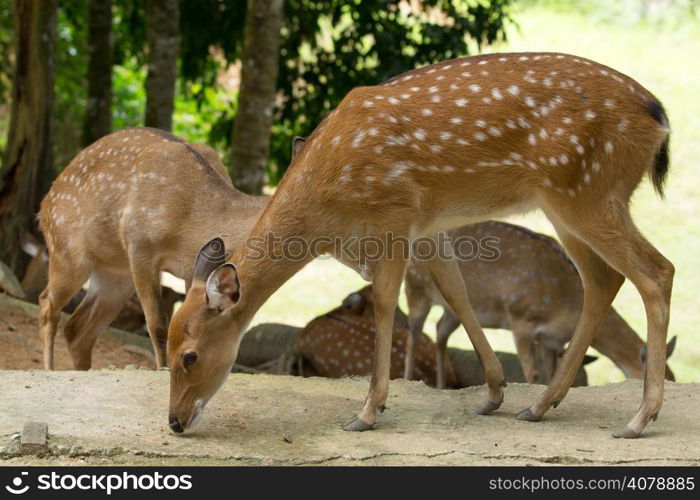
[343,257,406,431]
[63,270,134,370]
[425,254,505,413]
[435,309,460,389]
[403,290,431,380]
[38,256,90,370]
[577,216,673,438]
[517,210,624,422]
[129,257,168,369]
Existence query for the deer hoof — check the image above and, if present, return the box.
[343,416,374,432]
[475,399,501,415]
[516,408,542,422]
[612,425,641,439]
[552,400,561,409]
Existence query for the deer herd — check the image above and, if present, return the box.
[34,52,675,439]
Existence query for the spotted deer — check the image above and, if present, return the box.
[404,221,676,388]
[296,287,457,388]
[37,128,269,370]
[167,52,673,439]
[319,285,591,387]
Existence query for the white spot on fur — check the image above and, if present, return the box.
[524,96,536,107]
[431,95,441,103]
[413,129,427,141]
[352,130,366,148]
[528,134,537,145]
[455,98,468,107]
[422,108,433,116]
[488,126,502,137]
[585,110,596,120]
[450,117,463,125]
[439,131,452,141]
[491,88,503,100]
[605,141,613,153]
[474,132,487,141]
[507,85,520,96]
[468,84,481,93]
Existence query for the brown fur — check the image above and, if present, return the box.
[295,288,456,388]
[405,221,676,385]
[37,128,268,370]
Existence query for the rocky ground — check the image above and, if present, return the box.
[1,369,698,466]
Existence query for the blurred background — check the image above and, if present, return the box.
[0,0,698,384]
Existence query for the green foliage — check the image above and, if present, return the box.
[53,0,87,170]
[112,61,145,130]
[263,0,512,183]
[0,0,13,154]
[6,0,513,181]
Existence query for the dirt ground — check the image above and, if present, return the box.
[0,294,153,371]
[1,369,698,466]
[1,294,698,466]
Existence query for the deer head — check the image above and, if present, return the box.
[167,237,244,433]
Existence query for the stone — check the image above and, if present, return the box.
[20,421,48,455]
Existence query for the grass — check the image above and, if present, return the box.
[250,3,700,385]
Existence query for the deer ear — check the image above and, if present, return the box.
[342,291,365,314]
[666,335,677,358]
[292,136,306,159]
[205,263,240,312]
[582,354,598,366]
[193,237,227,283]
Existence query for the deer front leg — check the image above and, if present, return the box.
[404,293,430,381]
[425,254,505,413]
[344,258,406,431]
[129,252,169,369]
[435,309,460,389]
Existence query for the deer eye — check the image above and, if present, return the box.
[182,351,198,368]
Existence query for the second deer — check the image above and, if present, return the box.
[404,221,676,388]
[37,128,268,370]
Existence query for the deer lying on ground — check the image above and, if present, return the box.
[37,128,269,370]
[306,286,592,387]
[404,221,676,388]
[167,52,673,439]
[296,287,457,387]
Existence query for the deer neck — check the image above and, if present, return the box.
[228,196,322,319]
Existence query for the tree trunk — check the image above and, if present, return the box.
[0,0,57,276]
[230,0,284,195]
[82,0,113,146]
[144,0,180,131]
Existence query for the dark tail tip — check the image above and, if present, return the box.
[646,99,670,198]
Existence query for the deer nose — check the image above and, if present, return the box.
[169,416,184,433]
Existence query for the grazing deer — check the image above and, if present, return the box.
[37,128,268,370]
[167,52,673,439]
[404,221,676,388]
